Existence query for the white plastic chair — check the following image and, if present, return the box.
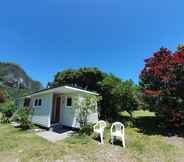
[93,120,107,144]
[110,122,125,147]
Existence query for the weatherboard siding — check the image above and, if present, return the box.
[17,90,98,128]
[87,112,98,123]
[60,95,98,128]
[60,95,78,128]
[30,93,53,127]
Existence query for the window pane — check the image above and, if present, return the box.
[38,99,42,106]
[34,99,38,106]
[24,98,30,107]
[67,97,72,106]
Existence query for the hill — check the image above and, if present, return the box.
[0,62,43,99]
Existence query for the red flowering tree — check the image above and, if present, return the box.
[140,46,184,128]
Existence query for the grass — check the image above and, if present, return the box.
[0,111,184,162]
[121,110,155,118]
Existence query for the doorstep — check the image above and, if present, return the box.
[36,129,74,142]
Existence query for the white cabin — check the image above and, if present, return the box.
[16,86,99,128]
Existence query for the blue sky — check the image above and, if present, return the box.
[0,0,184,86]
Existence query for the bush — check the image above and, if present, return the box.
[75,95,99,128]
[11,107,32,130]
[79,124,94,136]
[0,100,15,123]
[0,113,9,123]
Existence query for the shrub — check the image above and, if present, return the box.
[0,113,10,123]
[11,107,32,130]
[0,100,15,123]
[75,95,100,127]
[79,124,94,136]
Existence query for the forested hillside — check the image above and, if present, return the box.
[0,62,43,99]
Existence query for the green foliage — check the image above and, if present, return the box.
[140,47,184,128]
[0,100,15,123]
[0,89,5,103]
[74,95,100,127]
[53,67,105,90]
[74,95,100,135]
[99,75,138,121]
[78,124,94,136]
[0,113,10,123]
[0,62,43,98]
[11,107,32,130]
[51,67,138,121]
[0,62,42,124]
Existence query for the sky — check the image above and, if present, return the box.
[0,0,184,86]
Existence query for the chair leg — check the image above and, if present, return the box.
[122,135,125,148]
[100,132,104,144]
[111,136,114,145]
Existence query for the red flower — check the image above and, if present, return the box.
[144,89,161,96]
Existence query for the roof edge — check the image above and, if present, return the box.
[18,85,99,98]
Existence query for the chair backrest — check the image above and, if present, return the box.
[97,120,107,129]
[111,122,124,133]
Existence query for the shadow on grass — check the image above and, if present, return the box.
[108,139,124,147]
[136,116,184,137]
[117,115,184,137]
[134,116,164,135]
[93,134,105,144]
[93,135,124,147]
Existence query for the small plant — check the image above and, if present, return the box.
[75,95,100,126]
[74,95,100,135]
[79,124,94,136]
[11,107,32,130]
[0,100,15,123]
[0,113,10,123]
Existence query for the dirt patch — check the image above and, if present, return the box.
[165,136,184,149]
[93,145,135,162]
[61,144,136,162]
[165,136,184,162]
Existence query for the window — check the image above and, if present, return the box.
[66,97,72,107]
[38,99,42,106]
[24,98,30,107]
[34,98,43,107]
[34,99,38,107]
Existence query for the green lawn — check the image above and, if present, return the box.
[121,110,155,118]
[0,111,184,162]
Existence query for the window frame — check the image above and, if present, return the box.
[38,98,42,106]
[66,96,72,108]
[33,98,43,108]
[24,98,31,107]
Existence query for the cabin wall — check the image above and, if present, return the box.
[60,94,98,128]
[17,91,98,129]
[30,93,53,128]
[60,94,78,127]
